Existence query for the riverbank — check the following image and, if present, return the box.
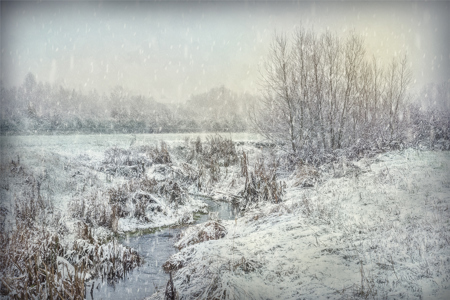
[0,133,260,298]
[149,150,450,299]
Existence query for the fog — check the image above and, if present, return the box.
[2,1,449,102]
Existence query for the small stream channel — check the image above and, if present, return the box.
[88,198,238,300]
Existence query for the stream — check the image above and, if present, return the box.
[88,198,238,300]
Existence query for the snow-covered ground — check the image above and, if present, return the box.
[1,134,449,299]
[0,133,260,236]
[150,149,450,299]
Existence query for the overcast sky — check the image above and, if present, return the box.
[1,1,449,102]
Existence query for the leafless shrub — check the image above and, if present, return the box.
[252,27,414,164]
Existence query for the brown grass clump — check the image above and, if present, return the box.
[0,225,86,299]
[70,192,116,230]
[240,156,285,208]
[180,135,239,191]
[173,220,227,250]
[144,141,172,164]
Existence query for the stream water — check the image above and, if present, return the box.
[88,198,238,300]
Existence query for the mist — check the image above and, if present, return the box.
[2,1,449,103]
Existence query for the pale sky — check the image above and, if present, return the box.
[1,1,449,102]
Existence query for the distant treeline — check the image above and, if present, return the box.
[0,73,257,135]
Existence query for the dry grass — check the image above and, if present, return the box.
[180,135,239,191]
[70,173,188,230]
[0,225,86,299]
[174,220,228,250]
[240,156,285,208]
[292,162,320,187]
[101,147,149,178]
[142,141,172,164]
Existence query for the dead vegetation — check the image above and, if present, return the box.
[0,222,142,299]
[0,161,142,299]
[68,238,142,281]
[174,220,227,250]
[99,141,172,179]
[239,155,285,209]
[0,223,86,299]
[185,135,238,168]
[100,147,149,178]
[142,141,172,164]
[180,135,239,191]
[70,173,189,231]
[161,251,258,300]
[292,162,320,187]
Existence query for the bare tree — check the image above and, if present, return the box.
[252,27,412,158]
[252,33,299,154]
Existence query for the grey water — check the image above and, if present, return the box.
[88,198,239,300]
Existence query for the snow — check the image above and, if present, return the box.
[2,133,449,299]
[149,149,450,299]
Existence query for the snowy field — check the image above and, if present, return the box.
[0,132,259,214]
[150,149,450,300]
[1,134,449,299]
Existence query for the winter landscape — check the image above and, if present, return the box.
[1,1,450,300]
